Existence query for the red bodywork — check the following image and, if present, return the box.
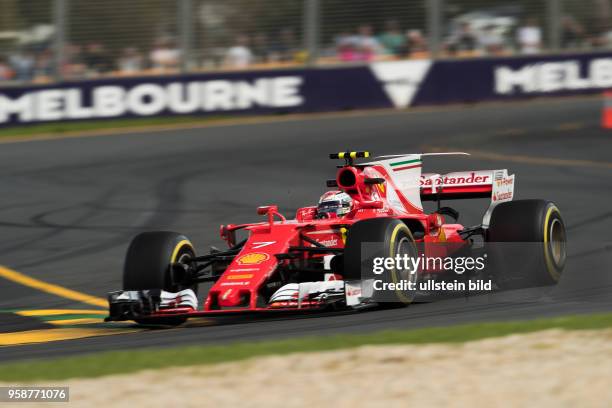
[147,158,496,318]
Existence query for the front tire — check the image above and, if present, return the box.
[344,218,419,306]
[123,231,196,326]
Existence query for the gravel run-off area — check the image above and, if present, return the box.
[6,328,612,408]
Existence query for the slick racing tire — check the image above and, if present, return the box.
[123,231,197,326]
[344,218,419,306]
[486,200,566,289]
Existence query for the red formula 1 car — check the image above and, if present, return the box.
[106,151,567,325]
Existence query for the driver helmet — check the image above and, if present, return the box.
[317,191,352,217]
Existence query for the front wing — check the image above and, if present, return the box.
[105,280,374,322]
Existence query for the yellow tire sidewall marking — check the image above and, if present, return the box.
[171,239,194,263]
[389,223,416,304]
[543,205,562,282]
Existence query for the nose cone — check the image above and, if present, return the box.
[205,224,301,311]
[218,288,249,308]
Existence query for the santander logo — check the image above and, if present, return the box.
[420,172,490,187]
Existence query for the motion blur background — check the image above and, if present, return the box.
[1,1,612,383]
[0,0,610,84]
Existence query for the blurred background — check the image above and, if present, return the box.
[0,2,611,389]
[0,0,610,84]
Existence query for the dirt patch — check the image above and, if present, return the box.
[7,328,612,408]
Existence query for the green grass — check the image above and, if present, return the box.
[0,116,235,139]
[1,312,611,382]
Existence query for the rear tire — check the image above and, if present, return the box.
[123,231,197,326]
[344,218,418,306]
[486,200,566,289]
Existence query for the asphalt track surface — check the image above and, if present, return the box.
[1,97,611,362]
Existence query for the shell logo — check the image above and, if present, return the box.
[236,252,270,265]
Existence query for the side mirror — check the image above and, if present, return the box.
[257,205,285,227]
[257,205,278,215]
[364,177,385,185]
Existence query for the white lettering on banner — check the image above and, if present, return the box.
[128,84,167,116]
[36,90,63,121]
[234,80,266,109]
[167,82,200,113]
[203,80,234,111]
[495,58,612,94]
[65,89,93,119]
[94,86,126,117]
[0,76,304,124]
[0,94,33,122]
[272,76,303,107]
[592,59,612,87]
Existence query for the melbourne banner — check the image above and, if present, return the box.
[411,51,612,106]
[1,51,611,125]
[0,68,389,126]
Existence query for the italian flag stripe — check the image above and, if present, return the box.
[390,159,421,167]
[393,163,422,172]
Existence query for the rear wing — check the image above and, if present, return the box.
[362,152,515,215]
[421,169,515,204]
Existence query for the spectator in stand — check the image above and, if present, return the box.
[34,48,54,80]
[585,18,609,49]
[378,20,406,56]
[335,31,358,61]
[335,26,382,62]
[117,47,144,74]
[63,44,86,79]
[0,56,14,80]
[251,33,269,63]
[516,17,542,54]
[405,29,428,57]
[561,15,586,49]
[447,22,478,55]
[83,42,112,75]
[224,35,253,68]
[599,26,612,49]
[478,24,505,55]
[150,37,180,71]
[9,49,35,81]
[595,21,612,49]
[269,28,298,62]
[355,25,383,61]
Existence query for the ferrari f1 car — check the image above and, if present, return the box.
[106,151,567,325]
